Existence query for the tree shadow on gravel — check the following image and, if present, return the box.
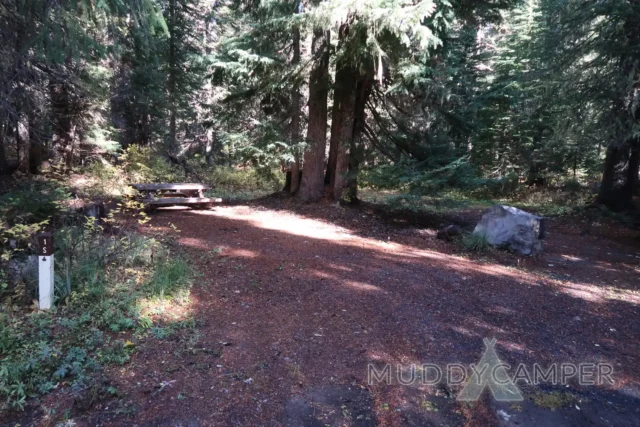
[65,203,640,427]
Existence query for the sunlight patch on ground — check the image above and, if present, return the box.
[310,270,382,292]
[497,341,529,353]
[179,236,211,250]
[325,263,354,273]
[555,282,640,305]
[450,326,477,337]
[203,206,353,241]
[560,255,584,262]
[226,248,259,258]
[136,288,196,323]
[191,206,639,307]
[196,207,538,283]
[344,280,384,292]
[313,269,387,293]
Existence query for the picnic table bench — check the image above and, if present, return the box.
[131,183,221,211]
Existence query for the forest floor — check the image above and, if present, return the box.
[18,196,640,426]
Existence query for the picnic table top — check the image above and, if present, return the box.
[147,197,221,205]
[131,183,210,191]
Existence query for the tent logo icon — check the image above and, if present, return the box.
[457,338,523,402]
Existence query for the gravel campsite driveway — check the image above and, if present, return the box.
[73,200,640,426]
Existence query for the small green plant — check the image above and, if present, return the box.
[462,233,490,252]
[98,340,133,365]
[530,391,577,410]
[0,220,194,412]
[150,327,175,339]
[147,257,189,297]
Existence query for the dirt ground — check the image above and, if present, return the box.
[11,199,640,426]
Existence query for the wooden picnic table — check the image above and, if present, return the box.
[131,183,221,211]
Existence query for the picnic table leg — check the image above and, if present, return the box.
[144,203,157,213]
[141,191,156,213]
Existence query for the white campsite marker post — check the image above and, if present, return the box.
[37,232,54,310]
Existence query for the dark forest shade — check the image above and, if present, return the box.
[0,0,637,208]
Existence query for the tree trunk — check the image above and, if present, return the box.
[49,76,76,172]
[598,144,622,208]
[16,114,29,173]
[621,143,639,205]
[298,29,330,202]
[290,20,302,195]
[330,64,357,200]
[325,24,353,193]
[598,142,637,211]
[326,24,357,200]
[0,121,8,175]
[205,127,214,166]
[347,71,374,203]
[28,109,42,174]
[168,0,178,151]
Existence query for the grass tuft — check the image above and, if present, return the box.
[462,233,490,252]
[148,257,189,298]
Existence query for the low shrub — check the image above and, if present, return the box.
[0,180,69,257]
[462,233,490,252]
[0,220,192,412]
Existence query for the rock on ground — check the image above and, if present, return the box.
[437,224,464,241]
[473,205,544,255]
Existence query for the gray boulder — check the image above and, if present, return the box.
[473,205,545,255]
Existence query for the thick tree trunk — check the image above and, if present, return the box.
[49,76,76,172]
[598,142,637,211]
[290,153,301,195]
[598,144,622,208]
[325,24,354,194]
[298,29,330,202]
[347,71,374,203]
[329,64,357,200]
[290,22,302,195]
[621,143,639,204]
[168,0,178,151]
[347,155,360,203]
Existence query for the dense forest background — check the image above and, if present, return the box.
[1,0,638,210]
[1,1,640,418]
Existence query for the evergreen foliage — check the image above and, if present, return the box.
[0,0,637,209]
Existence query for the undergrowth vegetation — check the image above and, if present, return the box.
[0,179,195,413]
[359,174,599,218]
[1,229,193,412]
[77,146,283,201]
[462,233,490,253]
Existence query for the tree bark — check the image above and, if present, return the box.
[290,19,302,195]
[0,121,8,175]
[621,143,639,204]
[168,0,178,151]
[325,24,357,198]
[298,29,330,202]
[28,109,42,174]
[325,24,350,189]
[347,71,374,203]
[598,142,637,211]
[16,114,29,173]
[329,63,357,200]
[49,75,76,172]
[598,143,622,208]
